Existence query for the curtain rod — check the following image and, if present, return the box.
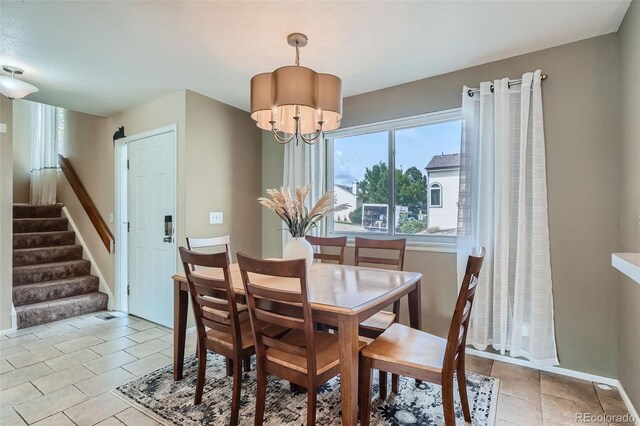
[467,74,547,97]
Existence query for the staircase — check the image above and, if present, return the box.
[12,204,108,329]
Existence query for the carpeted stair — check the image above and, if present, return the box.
[12,204,108,329]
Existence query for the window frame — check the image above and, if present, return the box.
[325,108,462,246]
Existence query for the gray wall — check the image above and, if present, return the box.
[262,33,621,377]
[617,0,640,410]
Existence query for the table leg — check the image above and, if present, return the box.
[338,314,359,426]
[173,281,188,380]
[408,279,422,330]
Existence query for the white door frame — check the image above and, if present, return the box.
[114,124,178,313]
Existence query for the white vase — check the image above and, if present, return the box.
[283,237,314,270]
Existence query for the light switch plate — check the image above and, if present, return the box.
[0,123,6,134]
[209,211,223,224]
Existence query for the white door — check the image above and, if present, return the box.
[127,130,176,327]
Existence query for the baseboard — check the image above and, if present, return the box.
[0,305,18,335]
[617,382,640,426]
[62,206,115,310]
[467,348,639,424]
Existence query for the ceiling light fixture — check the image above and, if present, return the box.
[0,65,39,100]
[250,33,342,145]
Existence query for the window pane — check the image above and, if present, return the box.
[430,185,441,207]
[332,131,389,234]
[395,121,461,236]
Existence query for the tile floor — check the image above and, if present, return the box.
[0,312,634,425]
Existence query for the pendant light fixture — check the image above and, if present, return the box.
[250,33,342,145]
[0,66,39,100]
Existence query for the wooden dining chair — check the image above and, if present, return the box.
[354,236,406,398]
[186,235,248,375]
[305,235,347,264]
[236,253,367,426]
[359,248,485,426]
[179,248,287,425]
[186,234,232,267]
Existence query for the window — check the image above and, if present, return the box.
[326,109,462,240]
[429,183,442,207]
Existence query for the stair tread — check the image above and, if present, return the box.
[14,275,98,288]
[13,231,76,250]
[13,204,64,219]
[15,292,107,311]
[13,244,82,253]
[14,230,74,236]
[13,217,67,222]
[13,259,90,272]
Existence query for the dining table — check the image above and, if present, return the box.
[171,261,423,426]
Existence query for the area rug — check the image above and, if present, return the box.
[115,353,499,425]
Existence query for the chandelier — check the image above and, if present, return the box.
[0,66,38,100]
[250,33,342,145]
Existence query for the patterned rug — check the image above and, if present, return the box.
[115,353,499,425]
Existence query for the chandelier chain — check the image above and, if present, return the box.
[295,42,300,66]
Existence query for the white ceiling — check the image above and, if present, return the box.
[0,0,631,117]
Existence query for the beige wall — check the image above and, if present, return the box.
[617,0,640,410]
[12,100,31,203]
[184,90,262,260]
[57,89,262,313]
[262,34,621,377]
[58,90,187,298]
[1,96,14,330]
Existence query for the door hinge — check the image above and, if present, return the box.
[126,222,130,232]
[126,159,130,170]
[127,284,130,296]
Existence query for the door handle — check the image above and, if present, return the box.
[164,215,173,243]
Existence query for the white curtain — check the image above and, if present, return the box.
[457,70,558,366]
[30,103,58,205]
[282,140,326,248]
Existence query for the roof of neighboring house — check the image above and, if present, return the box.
[426,153,460,170]
[335,184,354,194]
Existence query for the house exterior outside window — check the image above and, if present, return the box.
[425,153,460,232]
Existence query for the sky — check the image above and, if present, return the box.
[333,120,462,186]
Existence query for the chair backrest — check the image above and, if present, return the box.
[236,253,317,378]
[354,237,406,271]
[443,248,485,374]
[305,235,347,264]
[186,235,232,269]
[179,247,242,351]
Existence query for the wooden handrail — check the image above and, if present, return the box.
[58,154,114,254]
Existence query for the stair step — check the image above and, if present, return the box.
[13,231,76,250]
[13,204,63,219]
[13,275,99,307]
[13,260,91,286]
[14,218,68,234]
[13,245,83,266]
[16,292,108,329]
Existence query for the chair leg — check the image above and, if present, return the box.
[379,370,388,400]
[243,357,251,372]
[230,357,243,426]
[442,376,456,426]
[457,361,471,422]
[359,357,373,426]
[391,373,399,394]
[254,363,267,426]
[306,385,317,425]
[194,343,207,405]
[226,357,233,376]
